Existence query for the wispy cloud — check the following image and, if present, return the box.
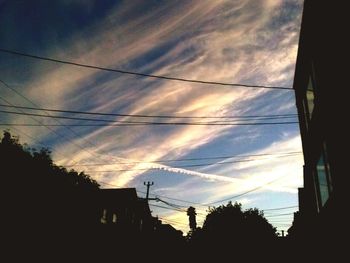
[1,0,303,232]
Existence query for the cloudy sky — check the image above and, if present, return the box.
[0,0,304,234]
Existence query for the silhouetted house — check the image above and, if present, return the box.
[98,188,154,234]
[153,220,184,249]
[157,221,183,239]
[290,0,346,244]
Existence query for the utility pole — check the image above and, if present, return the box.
[144,181,154,201]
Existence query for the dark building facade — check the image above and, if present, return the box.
[97,188,184,247]
[98,188,155,234]
[289,0,347,249]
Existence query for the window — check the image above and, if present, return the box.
[112,213,118,223]
[101,209,107,224]
[302,98,309,130]
[323,142,333,193]
[300,76,315,130]
[306,76,315,118]
[316,154,329,206]
[315,144,333,208]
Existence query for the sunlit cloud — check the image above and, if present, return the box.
[1,0,304,233]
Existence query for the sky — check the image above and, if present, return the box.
[0,0,304,234]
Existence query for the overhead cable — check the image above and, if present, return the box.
[0,48,293,90]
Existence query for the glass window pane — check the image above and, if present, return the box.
[306,77,315,117]
[302,99,309,130]
[112,213,117,223]
[323,143,333,193]
[317,155,329,206]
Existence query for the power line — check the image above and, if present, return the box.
[151,202,294,222]
[156,198,187,209]
[160,220,187,228]
[55,163,298,214]
[0,122,299,217]
[0,48,293,90]
[0,121,299,127]
[0,103,297,119]
[207,175,288,205]
[0,79,126,166]
[264,213,294,217]
[0,107,298,126]
[150,203,206,218]
[152,196,297,218]
[5,126,67,160]
[60,152,301,166]
[154,198,208,216]
[0,109,300,126]
[92,177,297,216]
[149,192,207,207]
[0,121,297,212]
[0,80,157,167]
[157,217,188,227]
[267,219,294,223]
[108,186,296,222]
[0,95,91,159]
[271,225,292,229]
[149,204,185,213]
[262,205,298,211]
[95,180,210,208]
[62,155,301,172]
[97,180,299,214]
[3,124,296,214]
[83,153,300,170]
[97,176,293,209]
[267,220,293,224]
[96,181,122,188]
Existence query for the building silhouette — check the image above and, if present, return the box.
[289,0,346,255]
[98,188,153,232]
[96,187,184,251]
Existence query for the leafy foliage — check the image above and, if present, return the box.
[188,201,277,252]
[1,130,99,189]
[1,130,101,242]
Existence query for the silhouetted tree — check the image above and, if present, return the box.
[188,201,277,254]
[187,206,197,230]
[1,131,101,252]
[1,130,99,188]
